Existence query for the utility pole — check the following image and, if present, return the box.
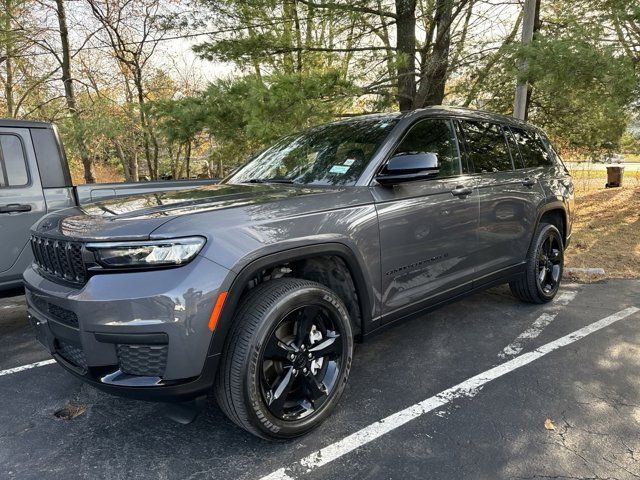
[513,0,540,121]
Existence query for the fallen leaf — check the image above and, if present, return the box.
[54,402,87,420]
[544,418,556,431]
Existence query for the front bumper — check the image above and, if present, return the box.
[24,254,234,401]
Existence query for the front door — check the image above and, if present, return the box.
[0,128,46,273]
[372,118,479,320]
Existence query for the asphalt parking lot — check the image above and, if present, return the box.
[1,280,639,480]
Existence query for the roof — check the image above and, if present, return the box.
[401,105,532,128]
[327,112,403,125]
[0,118,52,129]
[327,106,538,133]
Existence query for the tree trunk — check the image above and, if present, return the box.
[185,141,191,179]
[151,125,159,179]
[282,0,297,74]
[55,0,96,184]
[133,69,155,180]
[292,0,303,72]
[395,0,417,111]
[414,0,453,108]
[174,143,183,178]
[3,0,15,117]
[114,141,132,182]
[523,0,542,121]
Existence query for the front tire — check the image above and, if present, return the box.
[215,278,354,440]
[510,223,564,304]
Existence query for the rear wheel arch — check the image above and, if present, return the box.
[530,202,569,251]
[539,208,567,245]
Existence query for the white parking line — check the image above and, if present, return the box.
[259,306,639,480]
[0,359,56,377]
[498,290,578,359]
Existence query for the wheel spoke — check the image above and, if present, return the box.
[551,264,561,283]
[260,301,345,421]
[538,266,547,285]
[268,367,296,417]
[263,336,295,361]
[302,374,327,403]
[549,248,560,262]
[308,332,341,358]
[295,306,322,347]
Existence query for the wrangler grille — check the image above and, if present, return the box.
[30,235,86,285]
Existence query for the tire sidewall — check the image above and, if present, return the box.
[532,224,564,301]
[243,285,354,438]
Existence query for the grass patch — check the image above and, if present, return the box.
[564,182,640,282]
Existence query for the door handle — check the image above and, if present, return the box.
[451,186,473,197]
[0,203,32,213]
[522,178,537,187]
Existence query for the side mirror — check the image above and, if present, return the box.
[375,152,439,186]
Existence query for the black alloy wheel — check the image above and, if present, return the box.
[510,222,564,304]
[260,305,344,420]
[536,233,563,295]
[215,278,354,439]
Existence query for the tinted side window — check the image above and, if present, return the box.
[391,119,460,177]
[0,135,29,187]
[511,128,553,168]
[460,121,512,173]
[505,128,525,169]
[538,133,564,167]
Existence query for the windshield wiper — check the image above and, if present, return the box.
[245,178,295,184]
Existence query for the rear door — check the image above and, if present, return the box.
[0,128,46,273]
[457,120,545,281]
[372,117,479,319]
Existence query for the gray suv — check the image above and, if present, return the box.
[24,107,574,439]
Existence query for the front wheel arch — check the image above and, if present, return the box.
[207,243,373,360]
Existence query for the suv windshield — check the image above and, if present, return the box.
[226,117,398,186]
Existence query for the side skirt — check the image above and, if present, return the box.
[363,263,525,339]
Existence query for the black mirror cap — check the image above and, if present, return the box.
[386,152,439,173]
[375,152,440,186]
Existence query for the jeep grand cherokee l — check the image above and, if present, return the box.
[24,106,574,439]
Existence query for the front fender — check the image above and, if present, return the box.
[207,241,377,358]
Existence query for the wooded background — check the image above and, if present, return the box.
[1,0,639,183]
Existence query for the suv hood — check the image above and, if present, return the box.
[33,183,344,241]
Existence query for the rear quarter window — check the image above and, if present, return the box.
[511,128,553,168]
[0,134,29,187]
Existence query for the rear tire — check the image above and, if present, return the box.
[215,278,354,440]
[510,223,564,304]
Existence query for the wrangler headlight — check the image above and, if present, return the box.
[87,237,206,269]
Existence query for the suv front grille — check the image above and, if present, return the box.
[30,235,86,285]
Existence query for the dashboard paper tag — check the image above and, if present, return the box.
[330,165,350,174]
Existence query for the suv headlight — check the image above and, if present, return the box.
[86,236,206,269]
